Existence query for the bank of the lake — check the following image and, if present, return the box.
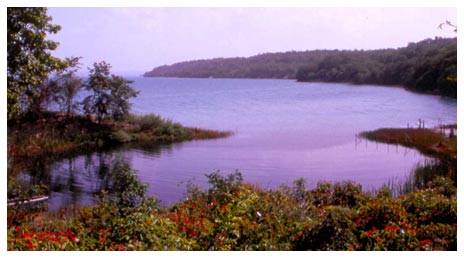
[7,169,457,251]
[7,112,231,179]
[361,125,456,160]
[8,124,458,251]
[7,79,457,251]
[360,125,457,193]
[12,78,456,209]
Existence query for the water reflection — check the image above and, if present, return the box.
[16,134,436,211]
[10,79,457,211]
[12,143,171,211]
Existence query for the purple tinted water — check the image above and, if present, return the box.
[44,78,456,209]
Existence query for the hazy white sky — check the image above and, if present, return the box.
[47,7,457,74]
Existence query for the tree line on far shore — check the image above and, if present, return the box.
[144,37,456,98]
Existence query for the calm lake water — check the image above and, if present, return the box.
[34,78,457,210]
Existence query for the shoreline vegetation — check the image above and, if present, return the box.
[8,169,457,251]
[360,124,457,160]
[144,37,456,98]
[7,111,231,176]
[7,8,457,251]
[360,125,457,195]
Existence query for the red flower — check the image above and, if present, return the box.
[376,237,382,243]
[99,236,105,243]
[27,241,35,250]
[385,225,396,233]
[420,239,433,248]
[189,231,198,238]
[22,232,33,240]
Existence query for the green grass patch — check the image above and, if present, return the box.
[8,112,231,163]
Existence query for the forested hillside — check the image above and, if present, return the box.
[144,37,456,98]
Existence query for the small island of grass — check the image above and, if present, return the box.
[360,124,457,160]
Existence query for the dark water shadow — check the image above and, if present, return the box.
[9,141,176,211]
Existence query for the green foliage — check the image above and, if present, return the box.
[376,186,393,198]
[83,62,139,122]
[430,176,456,197]
[50,58,83,116]
[7,178,48,227]
[145,37,456,98]
[332,181,363,207]
[7,171,456,250]
[124,114,196,143]
[110,130,133,143]
[205,171,244,203]
[295,206,357,250]
[102,157,158,211]
[402,189,456,226]
[7,7,69,120]
[127,113,164,131]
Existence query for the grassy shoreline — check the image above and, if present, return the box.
[7,112,231,163]
[360,125,457,192]
[360,125,457,160]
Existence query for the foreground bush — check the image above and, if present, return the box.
[7,171,457,251]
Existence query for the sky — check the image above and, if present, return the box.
[46,7,457,75]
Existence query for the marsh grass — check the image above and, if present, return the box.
[380,158,451,197]
[8,112,231,161]
[362,125,456,199]
[360,127,456,159]
[118,114,231,143]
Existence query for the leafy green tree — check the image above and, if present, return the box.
[7,7,68,120]
[51,58,83,116]
[83,62,139,123]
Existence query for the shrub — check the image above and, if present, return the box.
[358,221,419,251]
[311,181,332,207]
[102,157,158,212]
[205,171,244,203]
[110,130,132,143]
[416,223,457,250]
[294,206,358,250]
[402,190,456,225]
[6,172,457,251]
[376,186,393,198]
[430,176,456,197]
[332,181,363,207]
[129,114,164,132]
